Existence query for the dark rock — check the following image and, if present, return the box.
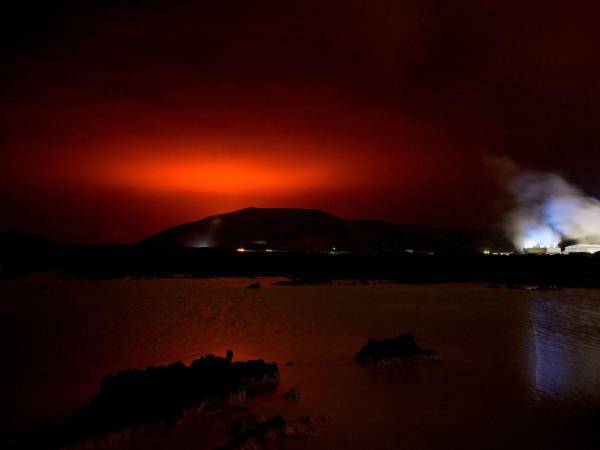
[17,352,279,449]
[273,277,330,286]
[231,413,265,438]
[300,415,313,424]
[356,334,440,365]
[258,414,287,431]
[246,283,261,289]
[536,284,560,290]
[283,388,302,401]
[219,414,313,450]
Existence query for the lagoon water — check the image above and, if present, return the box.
[1,275,599,449]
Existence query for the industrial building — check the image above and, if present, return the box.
[523,244,600,255]
[523,247,561,255]
[563,244,600,254]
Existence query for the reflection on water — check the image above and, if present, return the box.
[1,277,599,449]
[528,292,600,405]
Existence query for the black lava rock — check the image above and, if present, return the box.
[16,353,279,449]
[282,388,301,401]
[356,334,440,365]
[218,414,310,450]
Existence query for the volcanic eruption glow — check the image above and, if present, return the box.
[104,156,331,195]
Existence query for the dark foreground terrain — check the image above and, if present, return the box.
[3,242,600,287]
[1,279,599,450]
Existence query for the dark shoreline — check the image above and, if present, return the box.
[3,245,600,287]
[6,354,280,450]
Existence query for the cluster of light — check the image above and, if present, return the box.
[236,247,245,252]
[521,223,560,249]
[483,249,512,256]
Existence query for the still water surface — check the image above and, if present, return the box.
[1,275,599,448]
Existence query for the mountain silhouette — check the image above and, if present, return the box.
[141,207,513,254]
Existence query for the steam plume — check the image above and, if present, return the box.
[503,167,600,250]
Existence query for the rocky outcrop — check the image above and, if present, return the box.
[218,413,315,450]
[356,334,440,365]
[282,388,301,401]
[15,353,279,449]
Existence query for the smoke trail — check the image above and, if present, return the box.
[504,168,600,250]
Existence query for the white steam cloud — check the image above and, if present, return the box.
[504,169,600,250]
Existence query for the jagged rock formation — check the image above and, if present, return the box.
[12,353,279,449]
[218,413,315,450]
[356,334,440,365]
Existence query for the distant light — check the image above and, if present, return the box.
[265,248,273,253]
[483,249,491,255]
[236,247,245,252]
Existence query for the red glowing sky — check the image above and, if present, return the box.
[2,1,600,242]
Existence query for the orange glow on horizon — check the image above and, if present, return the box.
[68,136,381,196]
[106,158,331,194]
[18,119,426,204]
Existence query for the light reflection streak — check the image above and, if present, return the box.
[528,293,600,405]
